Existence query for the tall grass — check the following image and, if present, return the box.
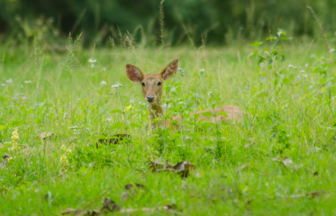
[0,28,336,214]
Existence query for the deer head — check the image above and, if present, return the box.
[126,59,178,105]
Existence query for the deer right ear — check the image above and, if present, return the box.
[126,64,143,83]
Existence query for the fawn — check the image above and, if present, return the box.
[126,59,243,129]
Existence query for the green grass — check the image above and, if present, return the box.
[0,37,336,215]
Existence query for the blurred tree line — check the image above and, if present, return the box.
[0,0,336,46]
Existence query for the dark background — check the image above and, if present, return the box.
[1,0,335,46]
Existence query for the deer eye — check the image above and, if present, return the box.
[141,82,145,87]
[157,82,161,86]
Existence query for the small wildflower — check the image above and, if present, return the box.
[288,64,295,68]
[12,96,17,100]
[199,69,205,72]
[329,48,335,53]
[61,145,72,155]
[178,67,184,76]
[24,80,32,84]
[88,58,97,63]
[66,148,72,154]
[103,68,106,71]
[60,155,69,166]
[100,80,107,85]
[112,83,123,88]
[305,63,309,67]
[302,74,308,78]
[9,129,19,152]
[77,98,81,101]
[91,64,95,68]
[300,70,305,73]
[61,145,67,151]
[9,142,18,152]
[259,62,265,68]
[11,129,19,142]
[6,79,13,83]
[309,85,314,89]
[1,83,5,87]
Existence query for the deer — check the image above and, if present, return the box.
[125,59,243,130]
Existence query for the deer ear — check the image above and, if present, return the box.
[126,64,144,83]
[160,59,178,80]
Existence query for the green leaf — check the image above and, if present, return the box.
[199,111,212,117]
[274,46,284,50]
[248,50,258,58]
[130,123,141,128]
[280,37,290,40]
[266,36,275,41]
[110,109,123,114]
[249,41,263,47]
[111,122,124,129]
[201,122,215,127]
[213,111,228,117]
[0,125,7,130]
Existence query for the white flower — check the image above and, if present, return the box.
[6,79,13,83]
[300,70,305,73]
[100,80,107,85]
[302,74,308,78]
[24,80,32,84]
[199,69,205,72]
[305,63,309,67]
[77,98,81,101]
[112,83,123,88]
[91,64,95,68]
[103,68,106,71]
[288,64,295,68]
[1,83,5,87]
[309,85,314,89]
[259,62,265,68]
[178,67,185,76]
[329,48,335,53]
[88,58,97,63]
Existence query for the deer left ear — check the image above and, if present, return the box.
[160,59,178,80]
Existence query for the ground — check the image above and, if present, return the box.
[0,38,336,215]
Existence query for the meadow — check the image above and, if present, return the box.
[0,33,336,215]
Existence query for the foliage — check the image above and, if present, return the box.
[1,0,336,46]
[0,31,336,214]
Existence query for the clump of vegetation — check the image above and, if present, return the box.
[1,5,336,214]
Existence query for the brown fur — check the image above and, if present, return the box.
[125,59,243,130]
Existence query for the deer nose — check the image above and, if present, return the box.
[146,95,155,102]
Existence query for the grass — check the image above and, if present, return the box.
[0,36,336,215]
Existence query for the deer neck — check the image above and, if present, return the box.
[148,103,164,128]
